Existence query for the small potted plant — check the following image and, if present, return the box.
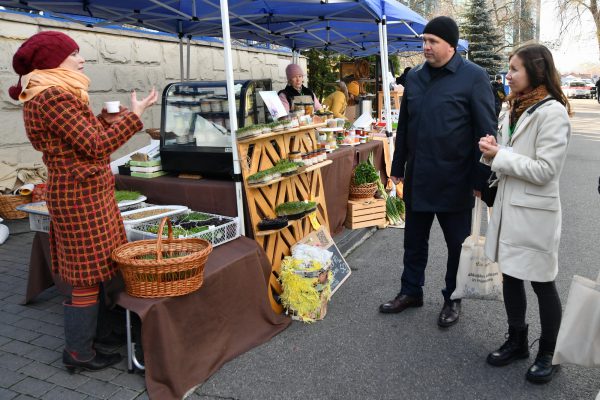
[247,170,272,185]
[237,124,263,139]
[273,160,299,176]
[349,161,379,200]
[281,119,293,130]
[302,200,317,214]
[236,126,254,139]
[275,201,309,220]
[257,216,289,231]
[118,161,131,176]
[270,121,284,132]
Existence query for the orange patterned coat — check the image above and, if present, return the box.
[23,87,143,286]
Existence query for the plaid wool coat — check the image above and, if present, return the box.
[23,87,143,287]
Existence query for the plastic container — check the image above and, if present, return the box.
[127,211,239,248]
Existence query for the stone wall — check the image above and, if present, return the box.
[0,12,303,163]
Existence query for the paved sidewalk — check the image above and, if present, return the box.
[0,219,148,400]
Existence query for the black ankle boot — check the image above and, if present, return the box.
[487,325,530,366]
[526,350,560,383]
[63,349,122,372]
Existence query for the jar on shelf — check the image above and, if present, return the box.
[302,153,312,166]
[289,151,302,162]
[200,100,211,113]
[304,103,314,116]
[210,100,222,112]
[318,149,327,162]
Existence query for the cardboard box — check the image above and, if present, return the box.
[345,198,386,229]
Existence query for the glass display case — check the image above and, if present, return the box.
[159,79,272,178]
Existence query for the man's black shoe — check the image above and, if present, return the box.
[379,294,423,314]
[438,300,461,327]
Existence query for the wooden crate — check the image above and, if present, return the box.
[345,198,386,229]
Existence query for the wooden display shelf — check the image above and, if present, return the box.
[237,122,326,143]
[237,123,330,314]
[246,160,333,189]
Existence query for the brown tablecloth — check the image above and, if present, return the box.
[321,147,354,235]
[25,232,70,304]
[115,175,239,217]
[116,236,290,400]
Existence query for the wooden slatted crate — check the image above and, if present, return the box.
[345,198,386,229]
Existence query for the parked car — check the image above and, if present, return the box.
[583,79,597,99]
[562,81,592,99]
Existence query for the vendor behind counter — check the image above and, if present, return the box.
[323,81,348,119]
[278,63,321,113]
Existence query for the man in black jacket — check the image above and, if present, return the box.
[379,16,496,327]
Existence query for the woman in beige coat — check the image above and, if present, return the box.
[479,44,571,384]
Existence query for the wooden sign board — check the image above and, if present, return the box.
[293,226,351,296]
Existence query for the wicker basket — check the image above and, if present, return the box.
[112,217,213,298]
[0,194,32,219]
[349,182,377,200]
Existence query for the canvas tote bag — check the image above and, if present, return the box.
[451,197,503,301]
[552,270,600,367]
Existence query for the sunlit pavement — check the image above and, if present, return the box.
[569,98,600,140]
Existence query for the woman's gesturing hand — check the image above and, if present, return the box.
[130,88,158,118]
[479,134,499,158]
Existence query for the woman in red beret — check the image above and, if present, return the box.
[10,31,157,372]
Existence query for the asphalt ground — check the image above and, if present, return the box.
[0,99,599,400]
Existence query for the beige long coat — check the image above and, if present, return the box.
[483,98,571,282]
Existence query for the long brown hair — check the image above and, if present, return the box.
[509,44,571,116]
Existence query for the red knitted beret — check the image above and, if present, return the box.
[9,31,79,100]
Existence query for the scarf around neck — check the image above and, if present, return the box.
[19,68,90,104]
[508,85,549,132]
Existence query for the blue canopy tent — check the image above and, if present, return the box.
[0,0,428,241]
